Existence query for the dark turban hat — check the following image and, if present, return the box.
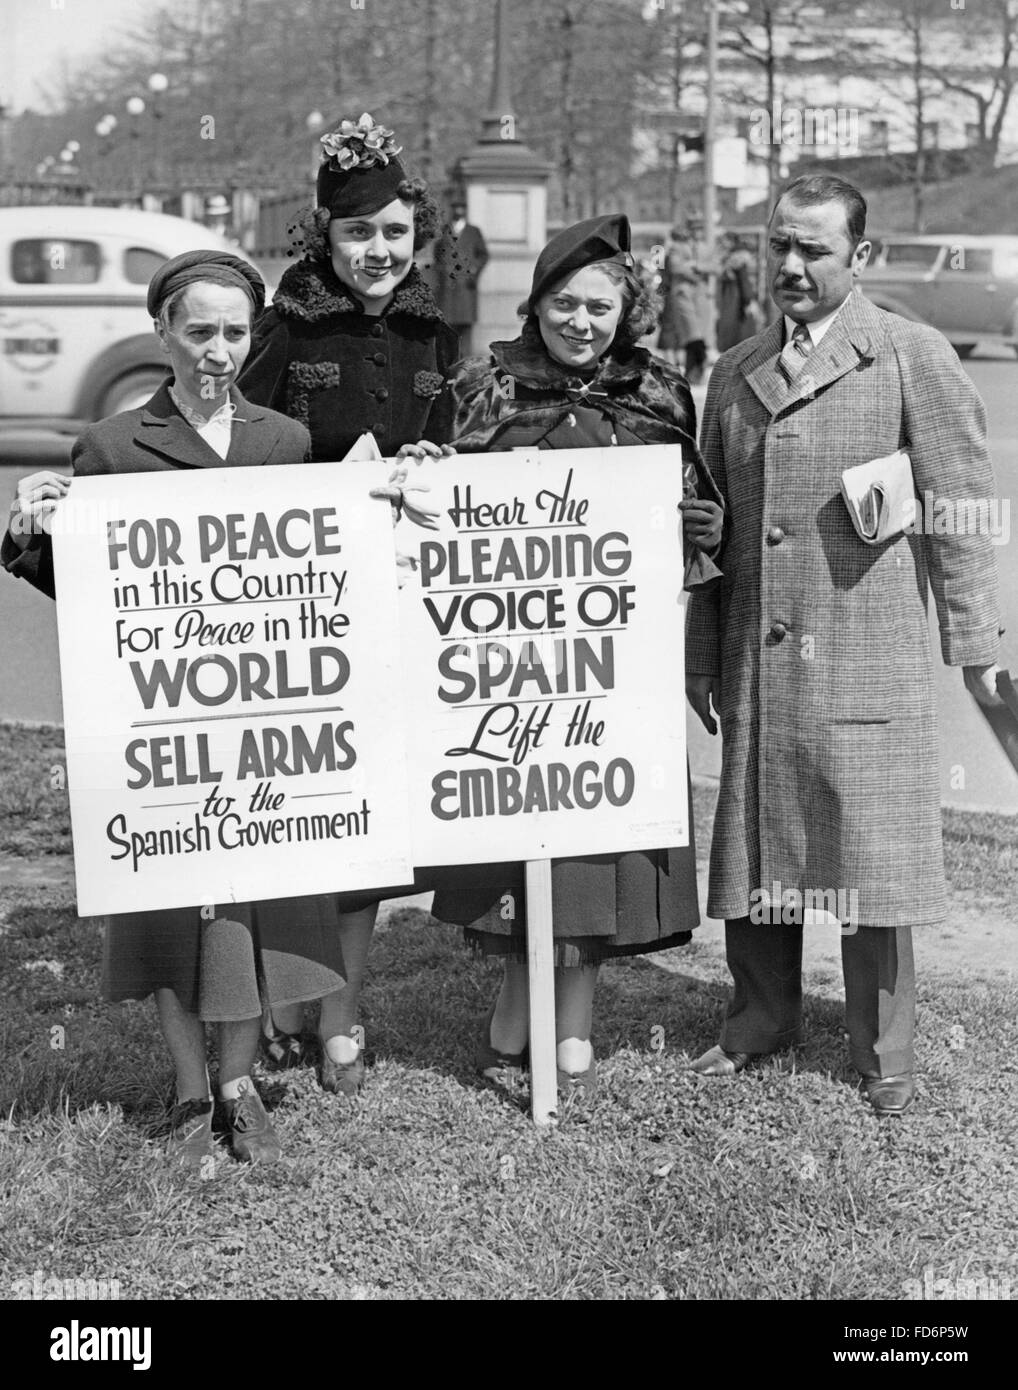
[316,112,409,219]
[530,214,635,305]
[146,250,265,320]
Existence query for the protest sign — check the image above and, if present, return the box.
[397,446,689,865]
[52,462,412,915]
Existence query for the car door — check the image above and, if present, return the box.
[867,241,944,322]
[929,245,1006,337]
[990,246,1018,340]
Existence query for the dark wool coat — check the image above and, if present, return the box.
[1,383,349,1015]
[1,383,311,599]
[237,259,460,459]
[686,291,1001,929]
[429,222,490,326]
[430,328,714,960]
[657,241,707,350]
[716,249,758,353]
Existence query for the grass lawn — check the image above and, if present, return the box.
[1,721,1016,1301]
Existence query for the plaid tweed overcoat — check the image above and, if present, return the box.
[686,291,1001,927]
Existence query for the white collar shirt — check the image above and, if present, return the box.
[169,386,236,460]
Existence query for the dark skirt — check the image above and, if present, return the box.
[101,893,347,1022]
[431,767,700,965]
[431,828,699,967]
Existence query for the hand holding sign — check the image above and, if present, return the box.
[369,440,454,531]
[679,497,723,550]
[8,469,71,548]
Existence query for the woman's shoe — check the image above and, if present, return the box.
[166,1098,214,1167]
[557,1049,597,1100]
[475,1002,529,1078]
[318,1035,365,1096]
[688,1044,757,1075]
[261,1023,306,1071]
[223,1082,281,1164]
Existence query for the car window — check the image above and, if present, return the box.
[992,248,1018,281]
[882,243,941,269]
[11,239,102,284]
[942,247,994,275]
[124,246,167,284]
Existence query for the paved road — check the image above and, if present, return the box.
[2,352,1016,811]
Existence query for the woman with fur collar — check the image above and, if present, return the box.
[433,213,724,1100]
[239,114,458,462]
[239,114,458,1097]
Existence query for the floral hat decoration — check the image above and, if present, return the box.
[316,112,409,219]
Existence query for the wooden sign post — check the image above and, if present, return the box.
[525,858,558,1126]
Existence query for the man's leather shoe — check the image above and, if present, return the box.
[688,1044,757,1076]
[863,1073,915,1116]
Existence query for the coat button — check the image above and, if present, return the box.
[373,352,386,366]
[770,621,788,641]
[371,423,386,436]
[370,323,384,338]
[767,525,785,544]
[375,387,389,401]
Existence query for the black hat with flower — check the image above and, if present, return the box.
[316,113,408,219]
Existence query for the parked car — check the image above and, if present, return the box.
[0,206,259,429]
[861,233,1018,358]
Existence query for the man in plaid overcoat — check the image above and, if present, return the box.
[685,173,1003,1115]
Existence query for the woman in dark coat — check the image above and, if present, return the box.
[3,251,353,1167]
[238,113,458,1096]
[716,232,761,351]
[432,214,724,1098]
[656,226,708,380]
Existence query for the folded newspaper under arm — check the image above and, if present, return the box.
[840,449,917,545]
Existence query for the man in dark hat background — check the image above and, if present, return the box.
[427,195,489,358]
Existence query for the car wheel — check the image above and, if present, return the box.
[100,368,168,416]
[953,343,976,359]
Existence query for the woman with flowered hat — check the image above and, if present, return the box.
[240,113,457,461]
[239,112,458,1096]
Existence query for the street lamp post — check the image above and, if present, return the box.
[306,109,324,181]
[126,95,145,201]
[148,72,168,201]
[703,0,718,352]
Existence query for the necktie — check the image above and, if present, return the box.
[779,322,812,383]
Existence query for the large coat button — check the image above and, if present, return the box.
[770,621,788,641]
[373,352,387,365]
[370,323,384,338]
[375,387,389,401]
[767,525,785,544]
